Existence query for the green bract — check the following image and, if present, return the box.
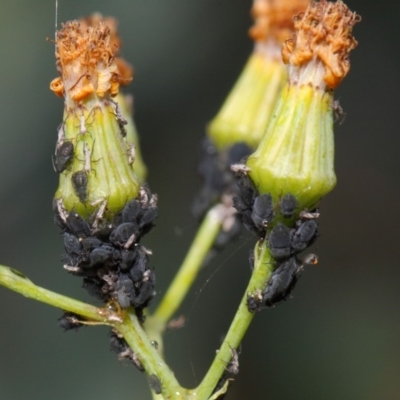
[208,50,287,151]
[246,83,336,210]
[55,100,141,217]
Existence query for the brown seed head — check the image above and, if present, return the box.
[249,0,309,44]
[79,14,121,50]
[282,0,361,89]
[50,20,132,102]
[79,14,134,85]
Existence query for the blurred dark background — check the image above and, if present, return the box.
[0,1,399,399]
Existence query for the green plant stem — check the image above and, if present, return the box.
[153,204,225,326]
[193,240,273,399]
[0,265,113,323]
[117,312,187,400]
[0,264,188,399]
[0,234,272,400]
[146,205,226,398]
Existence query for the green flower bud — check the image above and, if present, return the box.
[247,82,335,209]
[208,49,286,150]
[50,20,141,218]
[246,0,360,210]
[77,14,148,184]
[208,0,308,151]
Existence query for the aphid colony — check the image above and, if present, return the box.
[51,99,155,369]
[54,187,157,318]
[192,138,253,249]
[110,329,144,372]
[231,166,319,311]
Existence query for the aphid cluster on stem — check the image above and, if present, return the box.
[110,329,144,371]
[232,170,319,311]
[54,186,158,320]
[192,138,253,250]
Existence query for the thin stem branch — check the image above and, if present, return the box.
[0,231,272,400]
[117,312,187,399]
[0,265,114,323]
[153,204,224,326]
[0,264,188,399]
[192,240,274,399]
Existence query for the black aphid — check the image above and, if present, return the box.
[120,249,137,271]
[92,223,114,240]
[291,220,318,253]
[81,236,102,252]
[129,247,147,282]
[192,138,252,238]
[238,209,261,237]
[280,194,297,218]
[232,196,249,213]
[263,256,301,307]
[228,143,252,165]
[83,278,107,301]
[268,223,291,260]
[71,171,88,202]
[63,232,82,258]
[138,206,158,231]
[234,173,257,210]
[247,291,264,312]
[110,330,144,372]
[130,270,156,308]
[251,194,274,231]
[90,247,114,267]
[58,312,84,331]
[66,211,91,237]
[110,222,139,248]
[110,330,126,354]
[149,374,162,395]
[53,141,74,173]
[114,274,134,309]
[121,200,142,223]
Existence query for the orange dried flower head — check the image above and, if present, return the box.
[249,0,309,44]
[79,14,134,85]
[51,20,132,104]
[79,14,121,49]
[282,0,361,89]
